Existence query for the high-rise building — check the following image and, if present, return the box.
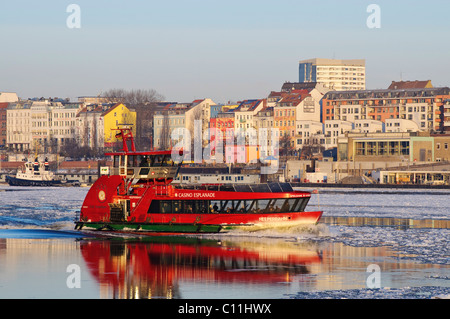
[299,58,366,91]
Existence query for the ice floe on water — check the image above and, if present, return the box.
[0,186,88,230]
[304,187,450,220]
[322,225,450,265]
[287,286,450,299]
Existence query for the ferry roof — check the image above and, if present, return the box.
[105,150,183,157]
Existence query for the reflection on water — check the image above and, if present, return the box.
[0,232,448,298]
[321,216,450,229]
[80,236,322,299]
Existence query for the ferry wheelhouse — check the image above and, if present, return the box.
[75,128,322,233]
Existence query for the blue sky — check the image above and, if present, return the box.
[1,0,449,103]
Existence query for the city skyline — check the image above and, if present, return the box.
[1,0,449,103]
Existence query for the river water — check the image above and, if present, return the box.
[0,185,448,299]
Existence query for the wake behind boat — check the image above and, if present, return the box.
[75,128,322,233]
[6,157,79,187]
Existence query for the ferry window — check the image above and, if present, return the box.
[211,200,220,213]
[139,156,150,167]
[291,198,309,212]
[233,200,245,213]
[240,200,252,213]
[184,201,195,214]
[289,198,301,212]
[173,200,182,213]
[299,198,309,211]
[152,155,163,167]
[246,200,256,213]
[148,200,160,214]
[160,201,171,214]
[283,199,294,212]
[221,200,233,213]
[267,199,279,212]
[195,200,209,214]
[256,199,271,213]
[162,155,174,167]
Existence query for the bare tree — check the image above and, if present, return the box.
[102,88,164,106]
[300,134,324,159]
[279,134,293,157]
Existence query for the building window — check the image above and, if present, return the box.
[355,142,365,155]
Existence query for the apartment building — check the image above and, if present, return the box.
[210,112,234,141]
[385,119,420,133]
[295,121,324,150]
[441,99,450,133]
[324,119,353,148]
[6,99,82,152]
[6,101,31,151]
[274,101,296,141]
[103,103,136,149]
[299,58,366,91]
[253,107,275,158]
[185,98,215,134]
[352,119,383,133]
[153,99,216,150]
[0,103,8,147]
[233,99,265,131]
[51,102,81,148]
[153,103,190,150]
[322,87,450,132]
[76,104,112,150]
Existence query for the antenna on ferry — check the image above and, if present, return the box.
[113,124,136,152]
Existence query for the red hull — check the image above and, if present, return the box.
[144,210,323,227]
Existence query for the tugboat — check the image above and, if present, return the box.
[75,127,322,233]
[6,156,79,187]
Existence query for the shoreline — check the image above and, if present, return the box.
[2,181,450,190]
[291,182,450,189]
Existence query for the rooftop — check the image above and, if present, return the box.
[388,80,433,90]
[324,87,450,100]
[299,58,365,66]
[281,82,319,92]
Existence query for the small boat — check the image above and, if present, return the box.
[6,157,79,187]
[75,128,322,233]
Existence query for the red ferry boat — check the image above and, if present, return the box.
[75,128,322,233]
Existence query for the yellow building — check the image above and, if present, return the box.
[102,103,136,148]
